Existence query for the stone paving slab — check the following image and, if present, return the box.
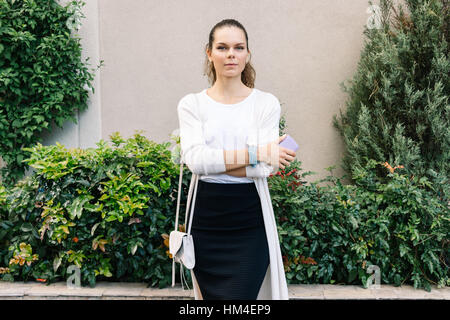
[95,282,147,297]
[140,286,194,299]
[0,281,448,300]
[323,285,377,300]
[288,284,324,300]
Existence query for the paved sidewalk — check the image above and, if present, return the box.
[0,281,449,300]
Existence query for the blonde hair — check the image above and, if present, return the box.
[203,19,256,88]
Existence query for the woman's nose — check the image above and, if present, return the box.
[227,49,235,56]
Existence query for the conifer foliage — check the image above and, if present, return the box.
[333,0,449,195]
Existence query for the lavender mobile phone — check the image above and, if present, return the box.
[279,134,299,152]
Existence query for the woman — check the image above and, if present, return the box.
[177,19,296,300]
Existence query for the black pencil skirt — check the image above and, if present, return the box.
[189,180,270,300]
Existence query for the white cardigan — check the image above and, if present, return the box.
[177,88,289,300]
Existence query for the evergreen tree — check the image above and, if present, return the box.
[333,0,449,199]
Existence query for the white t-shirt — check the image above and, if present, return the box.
[198,88,256,183]
[177,87,281,183]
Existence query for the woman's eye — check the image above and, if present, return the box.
[217,46,244,50]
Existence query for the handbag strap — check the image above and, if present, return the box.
[172,156,198,289]
[171,91,201,289]
[174,92,203,234]
[174,159,198,235]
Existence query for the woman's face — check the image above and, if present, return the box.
[207,26,250,79]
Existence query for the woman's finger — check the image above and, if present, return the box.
[285,154,296,161]
[279,146,296,158]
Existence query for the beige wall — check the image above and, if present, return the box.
[7,0,410,183]
[97,0,380,183]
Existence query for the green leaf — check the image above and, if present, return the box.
[105,215,117,222]
[348,269,357,282]
[34,115,45,123]
[99,194,108,201]
[91,222,100,236]
[53,256,62,272]
[68,196,92,220]
[12,119,22,128]
[20,223,33,232]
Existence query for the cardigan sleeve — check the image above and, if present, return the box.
[245,161,275,178]
[177,94,226,175]
[246,93,281,178]
[257,93,281,146]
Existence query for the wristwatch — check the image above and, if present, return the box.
[248,144,258,167]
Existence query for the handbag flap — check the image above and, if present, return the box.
[180,235,195,269]
[169,230,187,256]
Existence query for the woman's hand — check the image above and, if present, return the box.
[258,134,296,170]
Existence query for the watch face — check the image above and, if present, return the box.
[248,145,258,165]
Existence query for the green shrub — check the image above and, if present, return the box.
[0,132,448,291]
[332,0,449,188]
[0,131,190,287]
[0,0,102,187]
[273,159,449,291]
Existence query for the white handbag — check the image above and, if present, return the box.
[169,156,199,289]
